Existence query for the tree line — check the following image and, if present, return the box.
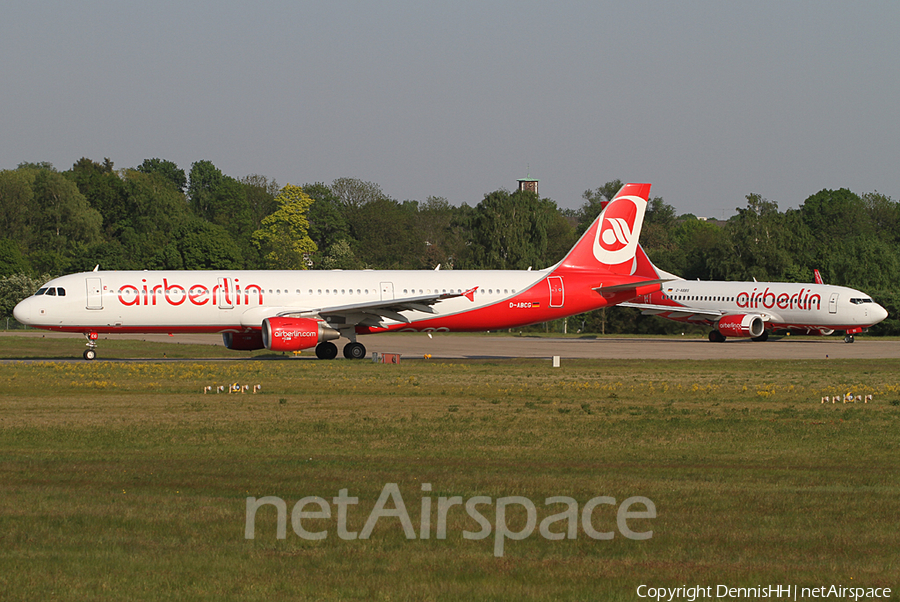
[1,159,897,335]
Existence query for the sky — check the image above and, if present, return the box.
[3,1,899,218]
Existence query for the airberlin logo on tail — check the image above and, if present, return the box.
[592,195,646,265]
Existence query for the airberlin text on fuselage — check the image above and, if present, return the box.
[735,287,821,311]
[117,278,263,307]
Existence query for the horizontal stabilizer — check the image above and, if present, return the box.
[592,278,671,295]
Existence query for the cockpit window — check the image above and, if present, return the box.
[850,298,874,305]
[35,288,47,296]
[46,288,57,296]
[57,288,66,296]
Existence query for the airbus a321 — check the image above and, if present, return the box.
[620,248,888,342]
[14,183,666,360]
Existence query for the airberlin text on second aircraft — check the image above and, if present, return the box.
[671,286,823,311]
[117,277,263,307]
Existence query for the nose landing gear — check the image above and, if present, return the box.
[84,332,98,360]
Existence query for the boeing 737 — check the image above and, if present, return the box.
[14,183,666,360]
[621,247,888,342]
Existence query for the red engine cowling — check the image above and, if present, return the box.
[261,317,340,351]
[717,314,765,338]
[222,331,265,350]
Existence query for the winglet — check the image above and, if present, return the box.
[463,286,478,302]
[814,269,824,285]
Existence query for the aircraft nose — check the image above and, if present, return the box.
[13,298,31,324]
[873,303,889,324]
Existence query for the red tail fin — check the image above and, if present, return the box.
[633,243,663,279]
[555,183,651,275]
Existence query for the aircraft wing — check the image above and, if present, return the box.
[592,278,672,296]
[619,301,725,321]
[276,287,478,328]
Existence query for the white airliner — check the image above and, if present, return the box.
[621,247,888,342]
[14,183,667,360]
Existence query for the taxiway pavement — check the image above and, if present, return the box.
[2,331,898,360]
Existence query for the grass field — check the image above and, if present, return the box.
[0,338,898,600]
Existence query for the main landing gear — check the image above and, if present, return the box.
[315,341,338,360]
[83,332,98,360]
[342,342,367,360]
[708,330,726,342]
[314,341,367,360]
[844,334,855,343]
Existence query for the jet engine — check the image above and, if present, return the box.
[222,331,265,350]
[716,314,765,338]
[261,317,340,351]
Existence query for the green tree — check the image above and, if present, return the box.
[153,219,244,270]
[862,191,900,245]
[719,193,794,281]
[0,273,51,319]
[304,182,351,265]
[67,157,129,231]
[241,174,279,230]
[0,239,29,276]
[137,158,187,192]
[415,196,467,269]
[23,167,102,273]
[0,169,37,250]
[800,188,873,241]
[251,184,317,269]
[187,161,256,263]
[320,239,364,270]
[467,189,557,270]
[331,177,390,210]
[115,169,193,267]
[347,198,420,269]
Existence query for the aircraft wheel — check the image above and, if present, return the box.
[84,349,97,361]
[343,342,367,360]
[751,331,769,342]
[315,341,338,360]
[708,330,726,343]
[844,334,855,343]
